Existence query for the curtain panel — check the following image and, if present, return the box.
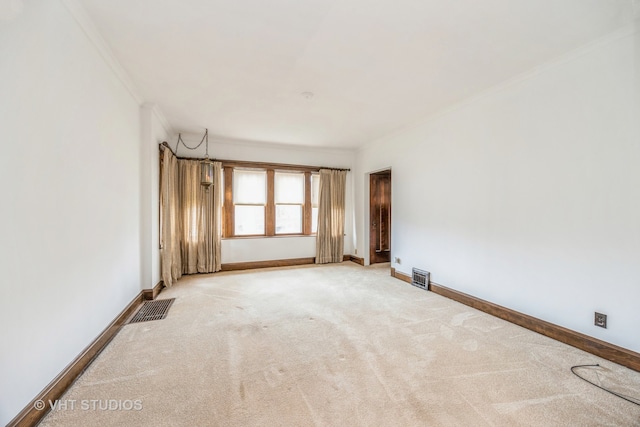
[315,169,347,264]
[160,147,222,287]
[160,148,181,287]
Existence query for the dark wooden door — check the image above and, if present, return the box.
[370,171,391,264]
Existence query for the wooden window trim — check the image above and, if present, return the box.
[303,171,312,235]
[223,165,317,238]
[266,169,275,236]
[223,167,234,238]
[222,160,320,173]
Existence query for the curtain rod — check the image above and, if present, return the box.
[160,141,351,172]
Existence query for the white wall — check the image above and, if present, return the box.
[223,236,317,263]
[172,136,356,263]
[354,24,640,353]
[0,1,144,423]
[140,105,171,288]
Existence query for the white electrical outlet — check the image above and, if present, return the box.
[394,257,401,264]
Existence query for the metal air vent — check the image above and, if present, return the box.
[412,268,430,290]
[129,298,175,324]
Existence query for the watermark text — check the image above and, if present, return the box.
[34,399,143,411]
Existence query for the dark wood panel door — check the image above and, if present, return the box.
[370,171,391,264]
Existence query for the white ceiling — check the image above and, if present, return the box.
[79,0,636,149]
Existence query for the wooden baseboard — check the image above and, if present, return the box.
[8,292,145,427]
[221,255,362,272]
[391,267,412,284]
[142,281,164,301]
[389,270,640,373]
[348,255,364,266]
[221,257,316,271]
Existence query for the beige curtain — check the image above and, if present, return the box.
[160,148,182,286]
[160,147,222,287]
[316,169,347,264]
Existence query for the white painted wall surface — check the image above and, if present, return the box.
[0,1,143,424]
[172,137,356,262]
[354,25,640,353]
[222,236,317,263]
[140,105,170,289]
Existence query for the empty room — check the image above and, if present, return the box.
[1,0,639,425]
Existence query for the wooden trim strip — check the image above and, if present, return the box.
[142,281,164,301]
[303,171,312,235]
[221,257,316,271]
[223,160,321,173]
[224,160,349,172]
[221,255,360,271]
[223,167,234,237]
[8,292,145,427]
[388,270,640,373]
[266,170,275,236]
[349,255,365,266]
[391,267,412,284]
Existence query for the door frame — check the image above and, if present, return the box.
[366,168,392,266]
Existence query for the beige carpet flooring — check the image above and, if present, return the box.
[40,262,640,426]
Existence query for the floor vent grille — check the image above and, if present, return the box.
[129,298,175,324]
[412,268,430,290]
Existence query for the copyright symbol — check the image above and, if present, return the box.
[34,400,46,410]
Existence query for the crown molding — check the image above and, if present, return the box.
[62,0,144,105]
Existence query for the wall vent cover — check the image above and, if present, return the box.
[129,298,175,324]
[412,268,430,290]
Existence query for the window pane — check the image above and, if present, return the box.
[276,205,302,234]
[312,207,318,233]
[235,205,265,235]
[234,170,266,204]
[275,172,304,204]
[311,174,320,205]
